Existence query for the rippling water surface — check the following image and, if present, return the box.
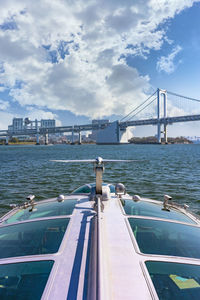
[0,144,200,216]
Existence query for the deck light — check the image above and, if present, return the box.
[115,183,126,198]
[26,195,36,212]
[57,195,65,202]
[162,194,172,211]
[132,195,141,202]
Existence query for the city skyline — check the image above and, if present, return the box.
[0,0,200,137]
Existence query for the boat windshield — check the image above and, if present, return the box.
[122,199,195,224]
[72,183,115,194]
[129,218,200,258]
[4,199,76,224]
[146,261,200,300]
[0,260,54,300]
[72,185,91,194]
[0,218,69,259]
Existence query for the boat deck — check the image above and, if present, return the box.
[0,186,200,299]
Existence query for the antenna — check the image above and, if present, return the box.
[50,156,136,195]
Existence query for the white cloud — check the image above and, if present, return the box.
[26,108,62,126]
[0,111,15,129]
[0,108,61,130]
[157,45,182,73]
[0,99,9,110]
[0,0,198,118]
[167,101,186,117]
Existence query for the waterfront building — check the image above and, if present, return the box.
[8,118,56,132]
[8,118,24,132]
[41,119,55,128]
[8,125,13,132]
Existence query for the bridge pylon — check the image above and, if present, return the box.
[157,88,168,144]
[5,136,9,145]
[35,119,40,145]
[71,126,75,145]
[78,131,82,144]
[45,132,49,145]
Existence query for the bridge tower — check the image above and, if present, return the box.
[157,88,167,144]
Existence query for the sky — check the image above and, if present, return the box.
[0,0,200,137]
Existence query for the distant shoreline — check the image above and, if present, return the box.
[0,142,195,146]
[129,136,193,145]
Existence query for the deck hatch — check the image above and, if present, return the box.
[129,218,200,258]
[0,260,54,300]
[122,199,195,224]
[4,199,77,224]
[0,218,69,259]
[145,261,200,300]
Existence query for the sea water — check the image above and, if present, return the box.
[0,144,200,216]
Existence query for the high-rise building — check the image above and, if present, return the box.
[40,119,56,128]
[12,118,24,131]
[8,118,56,132]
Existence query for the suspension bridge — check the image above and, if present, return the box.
[119,88,200,143]
[0,88,200,144]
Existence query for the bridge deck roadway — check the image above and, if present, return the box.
[0,114,200,137]
[0,123,109,136]
[119,114,200,128]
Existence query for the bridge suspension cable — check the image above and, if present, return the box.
[120,90,157,122]
[167,91,200,103]
[125,96,157,122]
